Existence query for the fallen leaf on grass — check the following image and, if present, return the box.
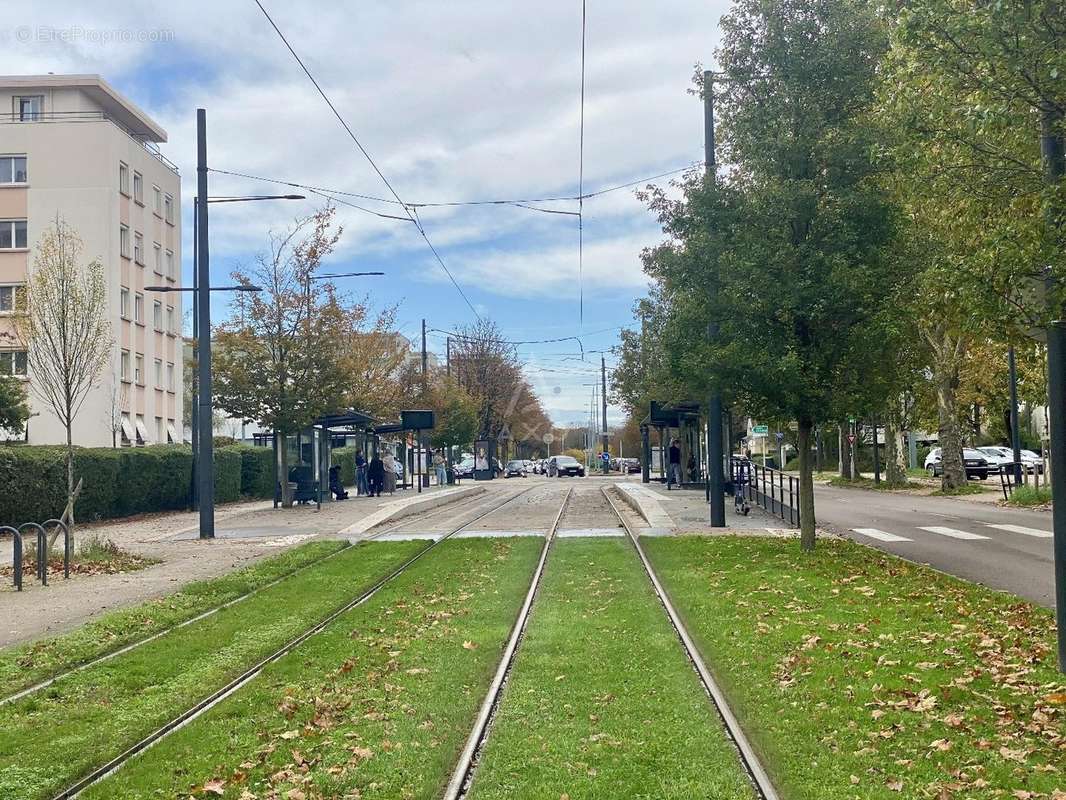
[202,779,226,796]
[462,640,478,650]
[287,790,306,800]
[279,729,300,740]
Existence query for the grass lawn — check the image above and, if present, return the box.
[930,483,987,496]
[0,540,424,800]
[467,537,757,800]
[827,477,924,491]
[80,537,543,800]
[0,539,348,698]
[644,536,1066,800]
[1005,485,1053,507]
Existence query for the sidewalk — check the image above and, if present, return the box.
[618,480,800,536]
[0,482,477,648]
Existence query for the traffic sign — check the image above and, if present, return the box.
[600,452,611,462]
[752,425,769,436]
[847,433,857,444]
[775,432,785,442]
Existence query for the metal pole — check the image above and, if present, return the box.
[873,418,881,485]
[1009,345,1024,485]
[421,318,428,390]
[704,69,725,526]
[1040,107,1066,671]
[190,197,199,510]
[446,337,451,378]
[196,109,214,540]
[601,356,609,474]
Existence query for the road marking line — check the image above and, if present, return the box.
[983,523,1052,538]
[918,526,989,541]
[852,528,912,542]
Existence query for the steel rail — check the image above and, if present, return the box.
[600,486,780,800]
[5,488,494,708]
[443,486,574,800]
[53,485,541,800]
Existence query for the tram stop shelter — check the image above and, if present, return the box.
[640,400,704,487]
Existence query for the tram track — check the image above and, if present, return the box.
[600,485,780,800]
[51,485,541,800]
[1,487,499,709]
[443,486,573,800]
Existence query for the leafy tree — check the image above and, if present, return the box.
[427,377,478,455]
[213,207,350,507]
[18,217,112,533]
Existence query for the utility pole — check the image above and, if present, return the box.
[704,70,725,526]
[196,109,214,540]
[1008,346,1023,485]
[446,336,451,378]
[190,196,199,511]
[601,355,609,474]
[421,319,428,389]
[1040,105,1066,671]
[873,418,881,485]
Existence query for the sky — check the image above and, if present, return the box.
[0,1,728,425]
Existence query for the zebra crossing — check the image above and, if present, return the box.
[851,521,1052,544]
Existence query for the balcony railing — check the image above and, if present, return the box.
[0,111,179,173]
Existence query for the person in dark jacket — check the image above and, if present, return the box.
[367,452,386,497]
[668,438,682,489]
[355,451,368,496]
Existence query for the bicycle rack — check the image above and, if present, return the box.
[43,519,70,579]
[18,523,48,587]
[1,526,21,591]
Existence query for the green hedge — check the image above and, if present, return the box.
[0,443,269,527]
[331,447,357,486]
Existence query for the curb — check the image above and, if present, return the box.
[613,483,675,530]
[340,485,486,537]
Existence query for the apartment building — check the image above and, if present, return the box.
[0,75,182,447]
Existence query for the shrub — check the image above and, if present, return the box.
[213,447,243,504]
[332,447,357,486]
[231,445,275,498]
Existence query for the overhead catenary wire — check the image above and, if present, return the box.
[251,0,481,319]
[206,164,696,214]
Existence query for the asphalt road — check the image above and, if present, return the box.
[813,483,1057,608]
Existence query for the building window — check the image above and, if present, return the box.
[0,350,27,376]
[165,249,175,280]
[166,419,177,444]
[153,300,163,331]
[166,306,176,335]
[134,232,144,265]
[0,156,27,184]
[134,354,144,385]
[120,350,131,382]
[14,96,42,122]
[164,194,174,225]
[167,362,175,392]
[156,416,165,443]
[154,358,163,388]
[133,171,143,204]
[120,288,130,319]
[134,292,144,325]
[120,413,132,446]
[153,186,162,216]
[153,242,162,274]
[135,414,149,445]
[119,162,130,196]
[120,224,130,259]
[0,220,27,249]
[0,284,25,312]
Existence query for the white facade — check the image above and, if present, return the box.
[0,75,182,447]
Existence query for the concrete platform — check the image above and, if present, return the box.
[557,528,626,538]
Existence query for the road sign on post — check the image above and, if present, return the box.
[752,425,769,436]
[847,433,857,444]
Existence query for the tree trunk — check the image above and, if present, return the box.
[884,403,907,487]
[798,419,816,551]
[937,371,966,490]
[279,436,293,508]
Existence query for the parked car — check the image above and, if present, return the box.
[504,460,527,478]
[977,447,1012,475]
[985,446,1047,474]
[456,458,475,479]
[924,447,990,480]
[623,458,641,474]
[549,455,585,477]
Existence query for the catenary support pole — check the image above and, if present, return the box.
[190,197,199,510]
[601,356,609,474]
[704,69,725,525]
[196,109,214,539]
[1040,107,1065,671]
[873,418,881,485]
[1009,346,1024,485]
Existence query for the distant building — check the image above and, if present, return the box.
[0,74,182,446]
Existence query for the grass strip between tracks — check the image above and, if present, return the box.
[0,540,425,800]
[467,537,758,800]
[643,535,1066,800]
[0,539,348,698]
[80,536,544,800]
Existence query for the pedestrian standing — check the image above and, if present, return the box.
[355,450,368,497]
[368,451,385,497]
[668,438,683,489]
[433,449,447,486]
[383,450,397,495]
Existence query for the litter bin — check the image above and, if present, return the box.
[446,468,456,485]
